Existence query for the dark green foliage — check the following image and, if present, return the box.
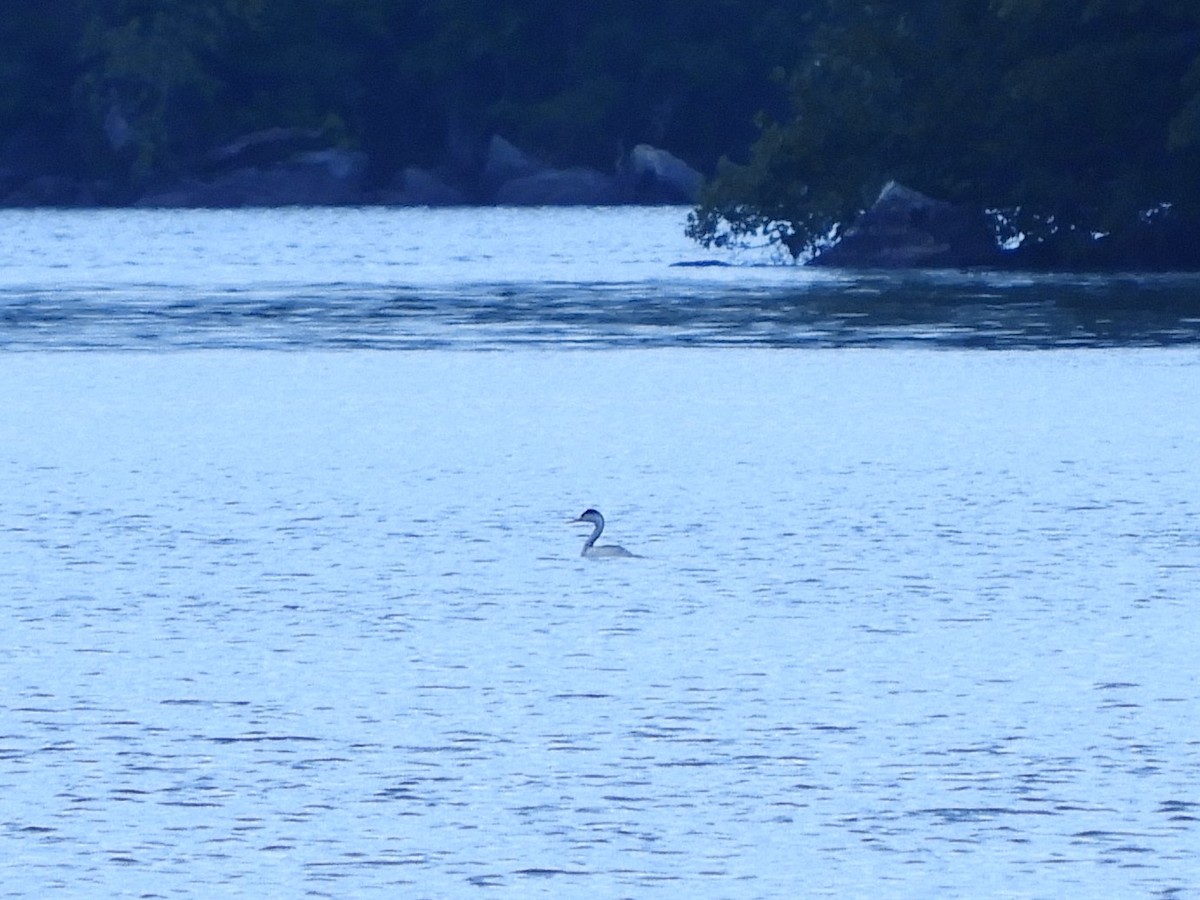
[1,0,796,188]
[8,0,1198,268]
[689,0,1200,267]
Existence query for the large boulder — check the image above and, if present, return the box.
[204,126,330,172]
[377,166,467,206]
[482,135,545,185]
[628,143,703,203]
[493,167,626,206]
[483,135,630,205]
[0,126,119,206]
[2,174,98,207]
[136,149,368,207]
[811,181,1000,268]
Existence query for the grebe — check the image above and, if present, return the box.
[571,509,638,558]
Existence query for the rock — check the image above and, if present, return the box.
[205,126,329,171]
[444,113,484,176]
[483,135,545,185]
[811,181,1000,268]
[2,174,96,207]
[377,166,466,206]
[493,167,627,206]
[628,143,703,203]
[0,127,105,206]
[136,149,367,207]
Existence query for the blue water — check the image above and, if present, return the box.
[1,207,1199,898]
[3,206,1200,350]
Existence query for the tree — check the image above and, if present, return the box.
[73,1,268,178]
[688,0,1200,268]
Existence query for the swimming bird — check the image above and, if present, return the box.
[571,508,638,558]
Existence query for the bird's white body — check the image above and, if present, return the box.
[572,508,638,558]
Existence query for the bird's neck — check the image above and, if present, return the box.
[584,520,603,548]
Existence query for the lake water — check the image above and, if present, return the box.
[1,207,1199,898]
[5,206,1200,351]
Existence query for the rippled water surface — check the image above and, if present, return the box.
[4,206,1200,350]
[1,208,1199,898]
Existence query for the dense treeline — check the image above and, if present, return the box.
[689,0,1200,268]
[5,1,1199,267]
[0,0,797,194]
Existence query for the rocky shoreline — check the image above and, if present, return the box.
[0,128,704,210]
[7,129,1196,271]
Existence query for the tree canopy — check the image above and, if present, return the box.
[0,0,796,189]
[687,0,1200,268]
[5,0,1200,267]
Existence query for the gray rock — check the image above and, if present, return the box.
[811,181,1000,268]
[0,127,104,206]
[494,167,627,206]
[137,149,367,207]
[378,167,467,206]
[483,135,545,184]
[2,174,96,206]
[629,143,703,203]
[205,126,329,171]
